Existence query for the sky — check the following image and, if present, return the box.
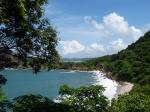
[45,0,150,58]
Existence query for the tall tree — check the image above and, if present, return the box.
[59,85,109,112]
[0,1,59,110]
[0,0,59,71]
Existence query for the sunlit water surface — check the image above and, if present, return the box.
[1,69,118,100]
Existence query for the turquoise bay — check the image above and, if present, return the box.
[1,69,118,100]
[1,69,98,99]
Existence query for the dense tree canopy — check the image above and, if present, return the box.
[12,94,71,112]
[59,85,109,112]
[0,1,150,112]
[0,0,59,71]
[0,0,60,111]
[0,85,109,112]
[109,84,150,112]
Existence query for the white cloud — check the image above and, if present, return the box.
[84,16,104,30]
[109,38,127,52]
[90,43,105,52]
[103,12,130,35]
[60,40,85,55]
[52,12,147,58]
[130,26,142,40]
[59,40,105,57]
[84,12,143,40]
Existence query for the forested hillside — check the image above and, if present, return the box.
[89,31,150,84]
[59,31,150,111]
[62,31,150,85]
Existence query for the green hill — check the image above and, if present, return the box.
[87,31,150,85]
[96,31,150,84]
[62,31,150,85]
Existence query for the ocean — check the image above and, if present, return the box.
[1,69,118,100]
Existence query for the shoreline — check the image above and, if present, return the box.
[84,70,134,100]
[114,81,134,99]
[3,68,134,100]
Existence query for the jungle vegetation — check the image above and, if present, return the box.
[59,31,150,112]
[0,0,150,112]
[61,31,150,85]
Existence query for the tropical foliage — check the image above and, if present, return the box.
[60,31,150,112]
[109,84,150,112]
[0,0,59,111]
[0,85,108,112]
[0,0,150,112]
[0,0,59,72]
[59,85,109,112]
[12,94,71,112]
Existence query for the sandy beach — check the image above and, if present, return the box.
[73,70,134,100]
[114,82,134,99]
[57,70,134,100]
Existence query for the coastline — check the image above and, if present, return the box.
[58,70,133,100]
[3,68,134,100]
[85,70,134,100]
[90,70,118,100]
[114,81,134,99]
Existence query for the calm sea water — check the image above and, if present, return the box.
[1,69,97,99]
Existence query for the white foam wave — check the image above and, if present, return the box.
[91,71,118,100]
[60,70,75,74]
